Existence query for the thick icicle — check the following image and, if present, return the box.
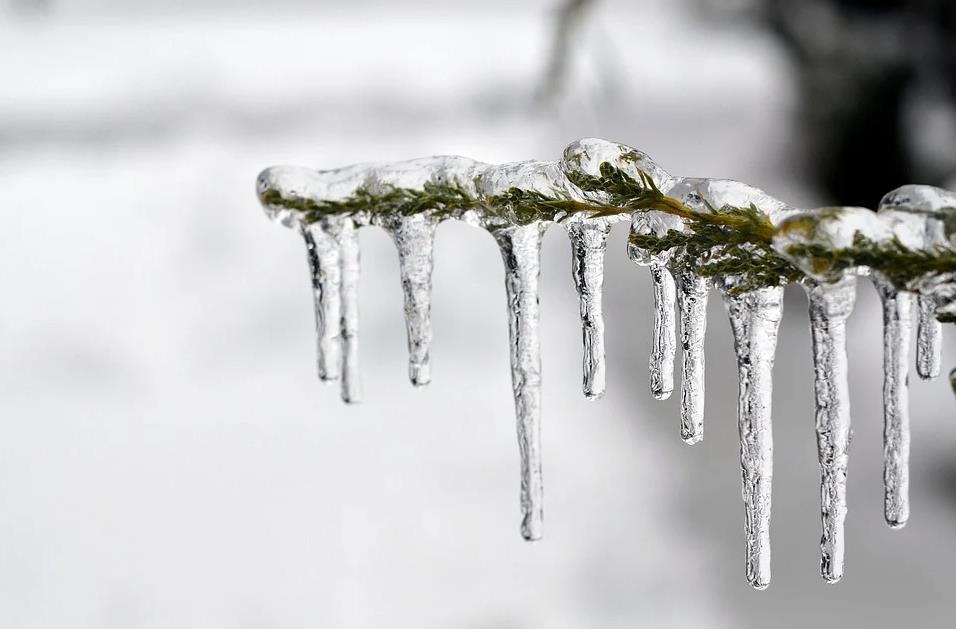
[723,285,783,590]
[382,214,439,386]
[672,265,709,444]
[649,263,677,400]
[567,221,611,399]
[805,277,856,583]
[495,223,547,541]
[916,294,942,380]
[874,277,913,529]
[336,217,362,404]
[303,221,343,382]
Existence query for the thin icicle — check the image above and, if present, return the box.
[805,277,856,584]
[874,277,913,529]
[650,263,676,400]
[303,221,343,382]
[495,223,547,541]
[672,265,709,444]
[723,285,783,591]
[336,218,362,404]
[567,221,611,400]
[916,294,942,380]
[382,214,439,386]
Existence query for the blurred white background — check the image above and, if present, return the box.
[3,0,956,627]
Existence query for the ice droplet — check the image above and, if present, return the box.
[495,223,547,541]
[873,276,912,529]
[649,264,677,401]
[567,220,611,400]
[804,277,856,583]
[723,285,783,590]
[302,220,343,383]
[380,214,439,386]
[916,294,942,380]
[672,265,709,444]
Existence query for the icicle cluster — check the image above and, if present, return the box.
[256,139,956,589]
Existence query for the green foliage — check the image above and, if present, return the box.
[259,161,955,308]
[783,233,956,292]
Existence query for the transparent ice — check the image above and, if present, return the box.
[258,139,956,589]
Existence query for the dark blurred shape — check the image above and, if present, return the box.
[9,0,52,14]
[757,0,956,205]
[535,0,599,105]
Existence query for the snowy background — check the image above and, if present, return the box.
[3,0,956,627]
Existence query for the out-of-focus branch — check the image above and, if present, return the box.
[535,0,600,104]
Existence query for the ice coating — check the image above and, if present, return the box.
[878,185,956,378]
[672,177,798,225]
[649,264,676,400]
[723,286,783,590]
[874,277,912,529]
[378,213,439,386]
[495,223,547,541]
[773,206,893,283]
[258,140,956,588]
[566,220,611,399]
[562,137,675,194]
[804,277,856,583]
[673,266,710,444]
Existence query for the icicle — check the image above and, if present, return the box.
[916,294,942,380]
[335,217,362,404]
[567,221,611,400]
[649,263,676,400]
[804,277,856,583]
[672,265,709,444]
[495,223,547,541]
[382,214,439,386]
[723,285,783,590]
[874,277,913,529]
[302,221,343,383]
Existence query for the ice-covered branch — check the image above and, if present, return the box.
[256,138,956,589]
